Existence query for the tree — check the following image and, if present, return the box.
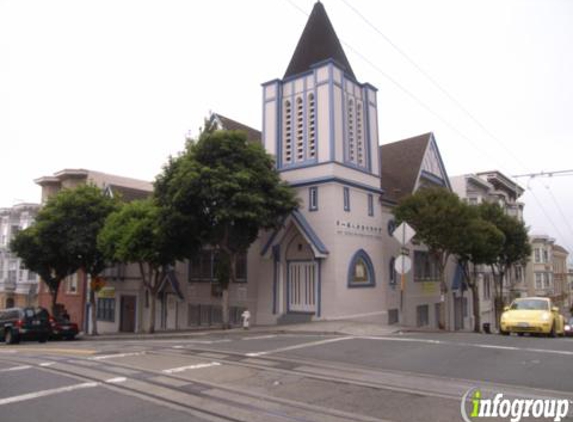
[155,129,298,328]
[98,199,194,333]
[394,187,474,330]
[456,217,505,332]
[53,185,118,335]
[10,185,117,328]
[478,202,531,327]
[10,224,76,315]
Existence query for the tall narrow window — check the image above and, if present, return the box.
[356,100,365,167]
[283,100,292,165]
[296,96,304,162]
[347,99,355,162]
[307,93,316,159]
[368,193,374,216]
[309,187,318,211]
[343,187,350,212]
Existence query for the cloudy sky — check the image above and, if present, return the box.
[1,0,572,254]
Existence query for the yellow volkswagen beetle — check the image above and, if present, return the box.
[500,297,565,337]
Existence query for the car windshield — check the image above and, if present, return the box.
[510,299,549,311]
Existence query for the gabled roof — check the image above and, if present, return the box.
[261,210,329,259]
[284,2,355,79]
[379,133,432,203]
[379,132,451,203]
[211,113,261,145]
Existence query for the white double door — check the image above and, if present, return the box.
[288,261,317,313]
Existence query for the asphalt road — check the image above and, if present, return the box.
[1,331,572,422]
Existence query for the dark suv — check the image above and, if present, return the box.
[0,307,51,344]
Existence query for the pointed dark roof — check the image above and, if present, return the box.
[284,2,355,79]
[379,133,432,203]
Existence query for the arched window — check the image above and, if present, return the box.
[347,249,375,288]
[307,93,316,159]
[283,100,292,165]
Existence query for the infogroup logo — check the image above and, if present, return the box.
[461,388,571,422]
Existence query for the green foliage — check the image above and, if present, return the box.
[394,187,474,273]
[155,128,298,327]
[477,202,531,269]
[10,184,117,313]
[98,199,174,268]
[155,129,298,258]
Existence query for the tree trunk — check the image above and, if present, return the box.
[50,285,59,316]
[471,283,481,333]
[148,288,156,334]
[89,287,98,335]
[222,288,230,329]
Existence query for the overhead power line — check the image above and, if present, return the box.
[512,169,573,178]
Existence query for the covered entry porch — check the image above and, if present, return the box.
[262,210,329,322]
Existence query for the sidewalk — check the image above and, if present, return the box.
[79,320,404,341]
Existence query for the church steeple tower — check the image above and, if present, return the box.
[284,2,355,80]
[262,1,380,183]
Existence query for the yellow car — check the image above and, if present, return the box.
[500,297,565,337]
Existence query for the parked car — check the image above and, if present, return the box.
[564,317,573,337]
[0,307,51,344]
[500,297,565,337]
[49,315,79,340]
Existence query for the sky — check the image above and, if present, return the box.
[1,0,572,255]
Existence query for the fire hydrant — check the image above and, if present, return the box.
[241,309,251,330]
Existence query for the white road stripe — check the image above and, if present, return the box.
[39,362,56,367]
[172,345,184,349]
[0,382,98,406]
[162,362,221,374]
[105,377,127,383]
[0,365,32,373]
[245,336,354,357]
[359,336,573,356]
[89,352,146,360]
[242,335,277,341]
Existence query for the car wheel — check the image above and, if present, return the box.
[38,336,48,343]
[517,332,524,337]
[5,330,18,345]
[500,329,510,336]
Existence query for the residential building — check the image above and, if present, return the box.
[451,171,527,331]
[524,235,569,313]
[379,133,460,330]
[552,244,569,314]
[0,203,41,308]
[34,169,152,330]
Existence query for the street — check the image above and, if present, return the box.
[1,330,572,422]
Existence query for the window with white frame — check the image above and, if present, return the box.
[343,187,350,211]
[66,273,78,294]
[534,248,542,263]
[535,272,543,290]
[542,249,549,263]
